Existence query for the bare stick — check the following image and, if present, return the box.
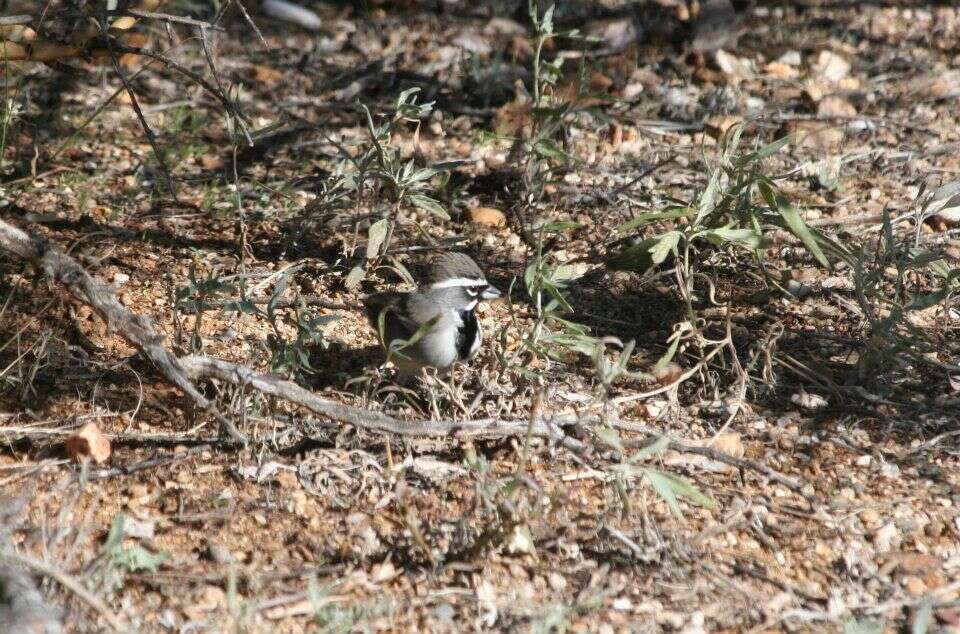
[178,355,588,450]
[107,39,178,199]
[0,550,127,632]
[181,294,353,313]
[0,219,245,442]
[668,440,811,501]
[126,9,225,30]
[0,14,32,26]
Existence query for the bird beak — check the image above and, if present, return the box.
[481,285,501,300]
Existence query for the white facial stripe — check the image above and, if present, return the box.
[464,299,479,311]
[429,277,488,289]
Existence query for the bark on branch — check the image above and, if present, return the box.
[178,355,588,449]
[0,219,245,442]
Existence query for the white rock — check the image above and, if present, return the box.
[872,522,899,553]
[261,0,321,30]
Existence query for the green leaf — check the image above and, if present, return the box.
[736,134,793,168]
[843,619,884,634]
[605,233,679,272]
[540,4,555,35]
[268,272,292,319]
[645,469,683,518]
[759,181,829,267]
[629,436,670,462]
[652,335,681,373]
[594,426,623,451]
[617,207,695,233]
[720,121,745,160]
[905,287,955,311]
[537,220,582,232]
[533,138,572,161]
[407,193,450,220]
[387,314,441,361]
[366,219,390,259]
[695,167,723,225]
[649,232,681,265]
[644,468,716,519]
[905,248,948,272]
[408,160,467,183]
[395,87,421,109]
[344,265,365,289]
[104,515,126,553]
[550,262,592,284]
[114,544,169,573]
[702,227,769,249]
[221,299,261,315]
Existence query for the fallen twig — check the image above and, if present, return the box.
[0,219,245,442]
[614,420,813,503]
[86,444,212,481]
[178,355,589,450]
[180,294,354,312]
[670,440,809,499]
[0,550,127,632]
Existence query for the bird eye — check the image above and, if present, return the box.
[465,286,480,297]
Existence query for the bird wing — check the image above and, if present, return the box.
[362,292,417,341]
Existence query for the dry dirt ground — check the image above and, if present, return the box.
[2,1,960,632]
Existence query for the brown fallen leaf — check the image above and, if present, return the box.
[782,121,844,153]
[710,432,744,459]
[66,422,111,464]
[764,61,798,80]
[817,95,857,118]
[494,88,532,137]
[651,361,684,386]
[468,207,507,227]
[252,64,284,86]
[704,114,742,141]
[118,32,148,69]
[199,153,224,171]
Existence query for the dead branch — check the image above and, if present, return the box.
[106,38,177,198]
[669,440,812,502]
[614,421,813,503]
[0,497,65,634]
[0,217,591,449]
[0,551,126,632]
[0,563,65,634]
[181,294,354,313]
[177,355,589,450]
[0,219,245,442]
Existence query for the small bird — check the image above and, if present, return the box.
[362,253,501,377]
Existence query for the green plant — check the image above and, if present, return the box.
[308,577,360,634]
[325,88,462,288]
[450,443,546,560]
[599,432,716,520]
[0,97,22,174]
[849,212,960,382]
[608,126,836,280]
[174,264,338,382]
[519,2,585,199]
[605,125,844,389]
[265,301,338,383]
[174,265,238,353]
[516,222,592,367]
[87,514,169,600]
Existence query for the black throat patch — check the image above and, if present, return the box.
[455,309,480,360]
